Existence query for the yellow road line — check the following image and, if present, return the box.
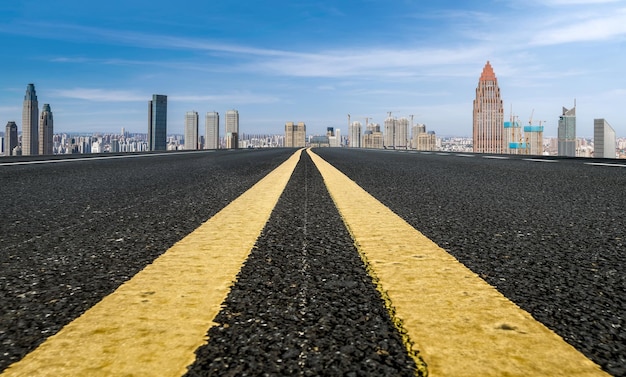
[308,149,608,377]
[2,150,302,377]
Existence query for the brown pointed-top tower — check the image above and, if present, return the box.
[473,61,504,153]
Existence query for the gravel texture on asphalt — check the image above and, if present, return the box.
[313,148,626,377]
[185,151,422,377]
[0,149,295,372]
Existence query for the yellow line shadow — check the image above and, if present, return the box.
[2,149,303,377]
[308,149,608,377]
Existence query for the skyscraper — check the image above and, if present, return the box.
[594,118,616,158]
[330,128,341,147]
[396,118,409,149]
[558,105,576,157]
[384,116,395,149]
[39,104,54,155]
[148,95,167,151]
[285,121,306,147]
[349,121,362,148]
[205,111,219,149]
[225,109,239,149]
[473,61,504,153]
[184,111,199,150]
[4,121,18,156]
[22,83,39,156]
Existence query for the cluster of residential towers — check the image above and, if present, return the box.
[284,115,437,150]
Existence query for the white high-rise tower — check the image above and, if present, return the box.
[225,109,239,149]
[205,111,219,149]
[22,83,39,156]
[185,111,199,150]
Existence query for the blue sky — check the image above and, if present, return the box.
[0,0,624,137]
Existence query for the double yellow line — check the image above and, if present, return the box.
[3,149,608,377]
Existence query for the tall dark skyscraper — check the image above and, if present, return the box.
[39,104,54,155]
[473,61,504,153]
[148,94,167,151]
[22,83,39,156]
[4,121,18,156]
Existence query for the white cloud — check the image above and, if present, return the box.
[246,47,491,78]
[530,8,626,45]
[170,93,280,104]
[541,0,621,4]
[52,88,146,102]
[0,106,21,112]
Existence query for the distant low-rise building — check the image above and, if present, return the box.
[310,135,330,148]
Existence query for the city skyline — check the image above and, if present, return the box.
[0,1,625,137]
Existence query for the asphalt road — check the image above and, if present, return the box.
[314,148,626,377]
[1,147,624,376]
[185,150,420,376]
[0,149,295,372]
